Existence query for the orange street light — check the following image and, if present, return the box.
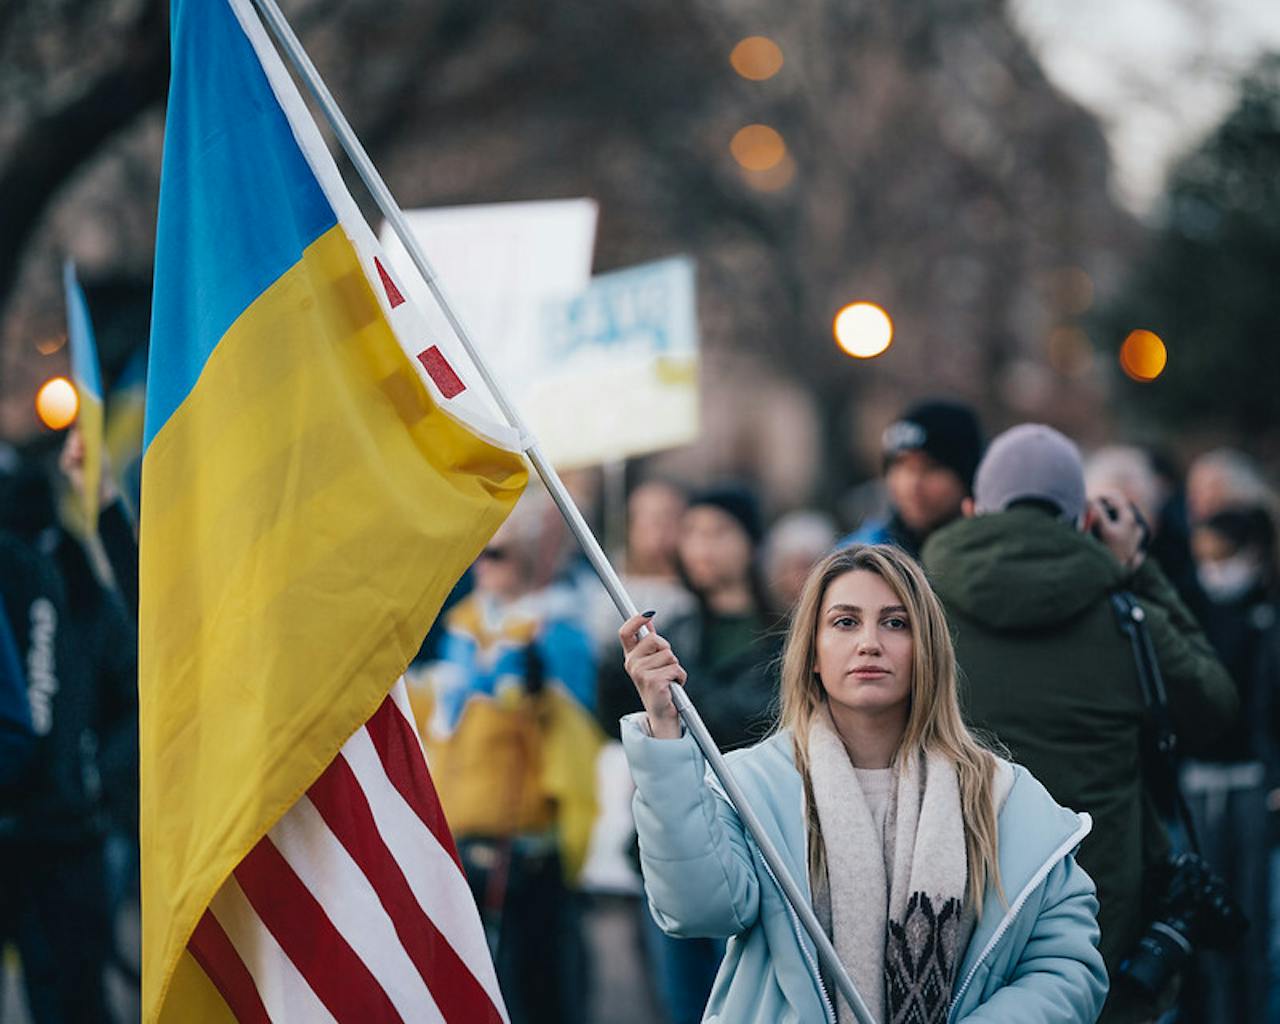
[36,376,79,430]
[730,124,786,172]
[834,302,894,359]
[1119,329,1167,382]
[730,37,784,81]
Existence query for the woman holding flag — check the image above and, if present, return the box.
[618,544,1108,1023]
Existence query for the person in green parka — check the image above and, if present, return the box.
[922,424,1238,1024]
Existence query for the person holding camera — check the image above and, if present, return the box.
[921,424,1239,1024]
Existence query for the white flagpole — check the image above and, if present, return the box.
[247,2,871,1020]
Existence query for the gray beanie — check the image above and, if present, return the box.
[973,424,1086,522]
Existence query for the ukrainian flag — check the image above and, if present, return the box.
[64,260,104,533]
[104,348,147,516]
[141,0,527,1019]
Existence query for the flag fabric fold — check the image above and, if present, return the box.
[141,0,526,1019]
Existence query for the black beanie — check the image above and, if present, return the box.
[686,483,763,544]
[881,399,985,492]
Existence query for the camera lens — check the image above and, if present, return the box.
[1120,923,1194,999]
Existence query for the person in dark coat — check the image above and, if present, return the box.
[1180,504,1279,1023]
[0,459,137,1024]
[0,596,35,790]
[922,424,1238,1024]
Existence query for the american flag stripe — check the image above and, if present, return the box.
[188,911,271,1024]
[235,837,403,1022]
[209,875,339,1022]
[366,691,463,868]
[190,679,509,1022]
[341,724,508,1017]
[267,797,445,1021]
[309,755,504,1023]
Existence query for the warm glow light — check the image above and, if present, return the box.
[36,376,78,430]
[730,124,786,172]
[743,154,796,192]
[834,302,894,359]
[730,37,784,81]
[1119,329,1168,382]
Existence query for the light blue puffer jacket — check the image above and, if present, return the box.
[622,715,1108,1023]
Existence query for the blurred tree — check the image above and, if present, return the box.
[1100,54,1280,449]
[0,0,167,323]
[1,0,1134,505]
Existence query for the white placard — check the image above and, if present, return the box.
[532,256,699,468]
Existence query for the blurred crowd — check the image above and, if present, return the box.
[2,396,1279,1024]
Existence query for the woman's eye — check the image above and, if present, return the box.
[883,616,909,630]
[834,616,855,628]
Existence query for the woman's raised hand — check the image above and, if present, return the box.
[618,612,686,740]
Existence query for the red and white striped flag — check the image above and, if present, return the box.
[187,682,508,1023]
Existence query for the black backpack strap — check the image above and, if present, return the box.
[1109,590,1202,854]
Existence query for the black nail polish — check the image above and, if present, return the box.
[642,609,656,618]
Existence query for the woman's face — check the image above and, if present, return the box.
[814,570,914,721]
[678,505,753,593]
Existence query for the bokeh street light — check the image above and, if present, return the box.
[1119,329,1167,382]
[730,124,787,172]
[36,376,78,429]
[730,37,784,81]
[834,302,894,359]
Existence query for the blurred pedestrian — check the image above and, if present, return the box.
[0,457,136,1024]
[600,482,780,1024]
[841,398,984,559]
[1084,446,1165,531]
[1187,448,1273,525]
[922,423,1238,1024]
[585,478,694,659]
[1182,504,1279,1024]
[0,597,35,791]
[763,510,838,614]
[616,544,1108,1023]
[627,479,688,580]
[660,483,779,751]
[578,479,695,1021]
[411,494,602,1024]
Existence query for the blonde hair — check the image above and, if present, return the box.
[777,544,1002,911]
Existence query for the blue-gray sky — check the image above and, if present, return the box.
[1012,0,1280,215]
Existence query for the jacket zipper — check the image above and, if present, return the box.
[759,852,838,1024]
[947,813,1093,1022]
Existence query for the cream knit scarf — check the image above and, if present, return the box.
[808,706,969,1024]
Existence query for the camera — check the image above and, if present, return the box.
[1089,496,1152,551]
[1119,851,1248,999]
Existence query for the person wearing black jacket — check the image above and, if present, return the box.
[0,596,35,790]
[0,458,137,1024]
[1183,505,1279,1024]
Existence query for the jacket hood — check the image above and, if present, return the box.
[922,508,1126,630]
